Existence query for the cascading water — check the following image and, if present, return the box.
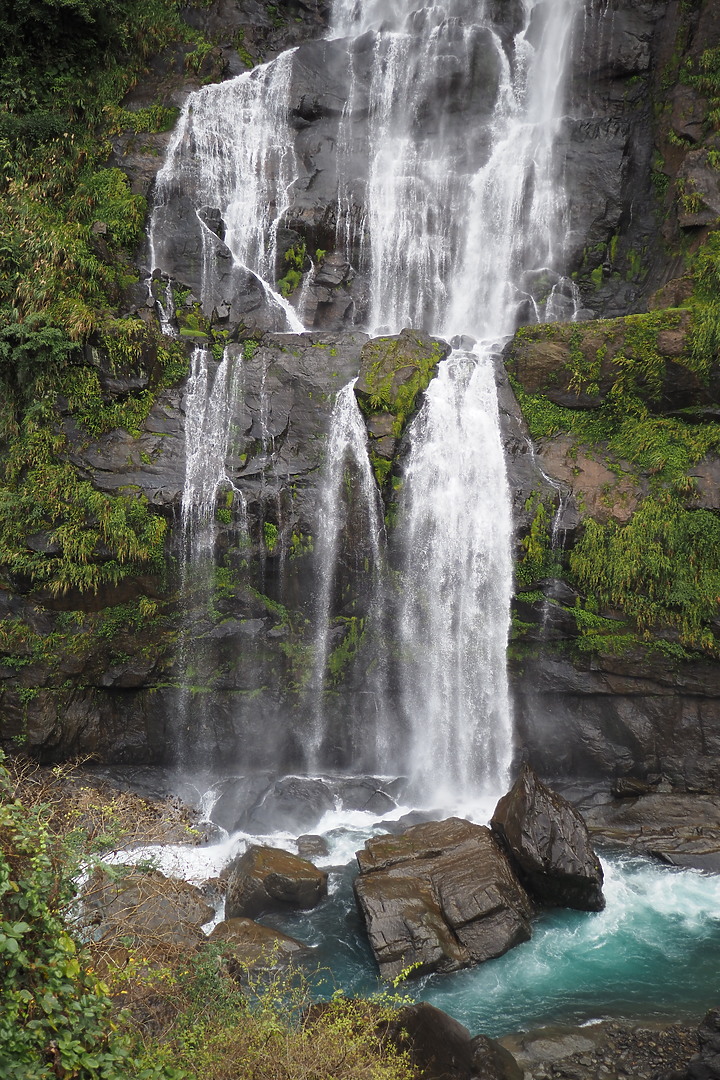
[332,0,579,800]
[397,356,514,799]
[309,380,387,770]
[149,51,303,333]
[148,0,580,800]
[174,346,246,767]
[181,347,246,559]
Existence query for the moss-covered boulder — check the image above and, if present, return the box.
[353,329,450,487]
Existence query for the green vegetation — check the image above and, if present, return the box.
[570,496,720,652]
[357,337,446,436]
[0,1,214,596]
[515,498,561,588]
[0,754,170,1078]
[263,521,279,554]
[278,243,307,297]
[511,291,720,655]
[0,316,188,595]
[327,616,365,684]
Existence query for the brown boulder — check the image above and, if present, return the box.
[354,818,533,980]
[84,866,214,948]
[490,764,605,912]
[224,845,328,919]
[209,917,307,969]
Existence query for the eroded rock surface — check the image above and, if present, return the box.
[490,765,605,912]
[353,818,533,980]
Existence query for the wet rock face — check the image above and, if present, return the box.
[224,845,328,919]
[353,818,534,980]
[511,653,720,794]
[560,0,672,317]
[490,764,605,912]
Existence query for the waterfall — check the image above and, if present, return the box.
[181,347,246,561]
[148,51,304,333]
[397,354,514,798]
[309,381,386,768]
[149,0,580,798]
[174,346,245,768]
[336,0,579,798]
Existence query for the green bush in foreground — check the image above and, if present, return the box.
[0,758,171,1079]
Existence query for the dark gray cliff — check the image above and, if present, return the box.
[2,0,720,798]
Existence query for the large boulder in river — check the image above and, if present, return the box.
[84,867,214,948]
[490,764,605,912]
[224,845,328,919]
[353,818,533,980]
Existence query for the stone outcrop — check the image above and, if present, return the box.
[687,1009,720,1080]
[223,845,328,919]
[583,792,720,873]
[490,765,605,912]
[511,647,720,793]
[353,818,533,980]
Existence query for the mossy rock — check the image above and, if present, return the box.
[354,329,450,487]
[354,329,450,425]
[506,310,716,412]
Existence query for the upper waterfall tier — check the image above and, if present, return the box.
[148,0,580,340]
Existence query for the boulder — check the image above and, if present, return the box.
[241,776,336,833]
[470,1035,525,1080]
[224,845,328,919]
[490,764,605,912]
[353,818,533,980]
[208,917,307,970]
[296,834,330,860]
[688,1009,720,1080]
[84,867,214,948]
[380,1003,475,1080]
[382,1004,522,1080]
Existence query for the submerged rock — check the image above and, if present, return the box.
[224,844,328,919]
[353,817,533,980]
[490,764,605,912]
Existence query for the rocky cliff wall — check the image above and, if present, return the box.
[2,0,720,794]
